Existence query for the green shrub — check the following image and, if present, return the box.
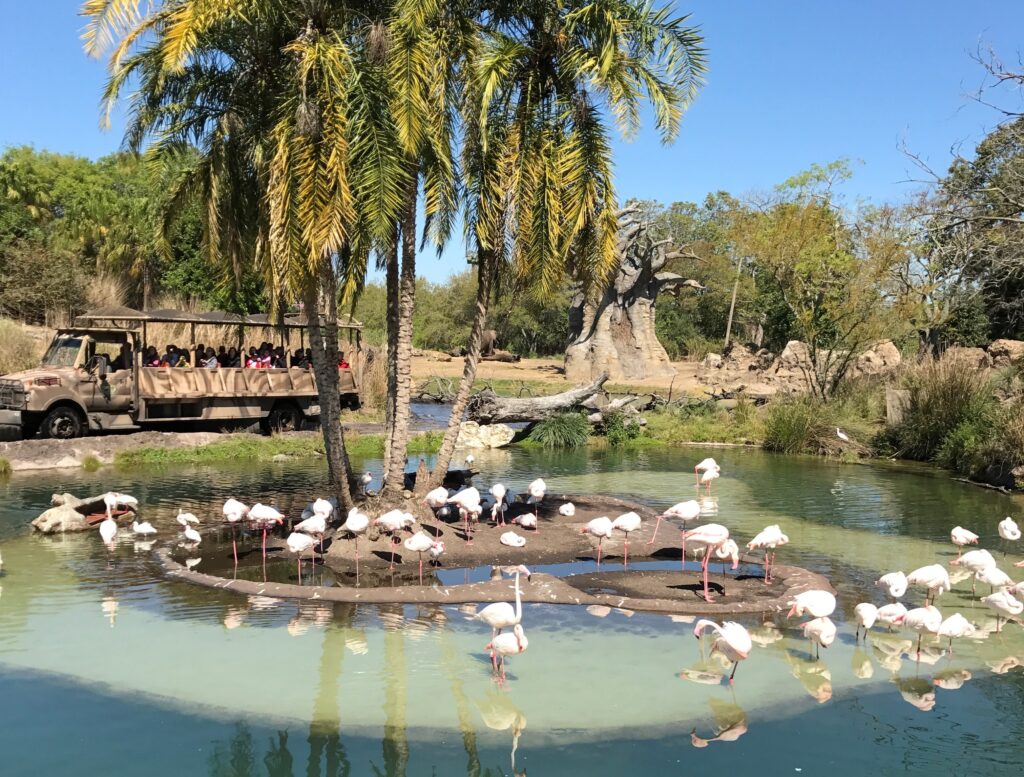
[604,412,641,446]
[763,398,834,455]
[0,457,10,477]
[81,454,102,472]
[528,411,591,448]
[891,360,995,461]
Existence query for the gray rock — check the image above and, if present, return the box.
[455,421,516,449]
[32,503,91,533]
[701,353,723,369]
[988,339,1024,367]
[853,340,901,377]
[942,346,991,369]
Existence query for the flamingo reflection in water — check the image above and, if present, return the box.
[690,697,748,748]
[477,692,527,773]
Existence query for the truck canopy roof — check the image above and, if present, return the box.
[74,306,362,330]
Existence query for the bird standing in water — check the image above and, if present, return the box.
[650,500,700,546]
[487,624,529,682]
[681,524,732,603]
[693,619,752,683]
[222,498,249,564]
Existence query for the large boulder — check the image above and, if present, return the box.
[778,340,813,371]
[853,340,902,377]
[701,353,722,369]
[455,421,516,449]
[988,339,1024,367]
[942,346,991,369]
[31,492,112,533]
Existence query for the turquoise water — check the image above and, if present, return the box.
[2,446,1024,775]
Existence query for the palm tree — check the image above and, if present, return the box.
[423,0,707,490]
[83,0,406,509]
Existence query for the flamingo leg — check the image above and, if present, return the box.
[647,515,662,546]
[701,547,712,603]
[297,556,302,584]
[624,536,629,569]
[729,661,738,684]
[694,468,699,486]
[597,537,602,566]
[262,528,267,560]
[418,554,424,585]
[232,526,238,565]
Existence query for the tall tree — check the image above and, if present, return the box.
[424,0,707,490]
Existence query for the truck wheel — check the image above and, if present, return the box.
[41,406,85,439]
[263,405,301,434]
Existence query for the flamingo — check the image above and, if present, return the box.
[649,500,700,546]
[611,512,642,567]
[404,530,442,583]
[700,467,720,493]
[558,502,576,517]
[487,623,529,681]
[854,603,878,641]
[131,520,156,536]
[103,492,138,515]
[295,512,328,549]
[249,503,285,563]
[513,512,538,532]
[950,526,979,557]
[876,602,908,631]
[490,484,508,525]
[906,564,951,605]
[982,589,1023,631]
[424,486,449,511]
[526,478,546,521]
[898,605,942,657]
[746,524,789,583]
[375,510,416,566]
[360,471,373,495]
[876,571,908,600]
[99,514,118,545]
[500,531,527,548]
[582,516,615,565]
[802,617,837,659]
[465,453,475,467]
[176,510,200,527]
[693,619,752,683]
[836,427,851,443]
[183,524,202,546]
[975,566,1014,594]
[936,613,976,652]
[714,539,740,575]
[429,540,445,567]
[474,566,531,665]
[287,532,316,582]
[999,516,1021,556]
[694,457,719,486]
[340,508,370,560]
[447,488,482,543]
[681,523,731,603]
[222,498,249,564]
[786,590,837,619]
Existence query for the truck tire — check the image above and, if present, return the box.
[262,404,301,434]
[41,406,85,439]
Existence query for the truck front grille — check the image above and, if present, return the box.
[0,379,26,410]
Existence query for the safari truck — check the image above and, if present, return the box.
[0,306,362,441]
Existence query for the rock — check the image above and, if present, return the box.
[271,454,292,462]
[886,388,911,426]
[779,340,813,370]
[988,339,1024,367]
[455,421,516,449]
[853,340,901,377]
[942,346,991,369]
[701,353,722,369]
[32,503,91,533]
[754,349,775,371]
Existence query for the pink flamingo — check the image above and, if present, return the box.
[582,516,615,565]
[649,500,700,546]
[681,523,731,603]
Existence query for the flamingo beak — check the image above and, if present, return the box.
[787,604,797,618]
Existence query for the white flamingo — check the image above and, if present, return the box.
[183,524,202,546]
[693,619,752,682]
[611,511,642,567]
[375,509,417,567]
[513,512,538,532]
[681,523,731,603]
[649,500,700,546]
[424,486,449,511]
[581,516,615,565]
[131,520,156,536]
[404,530,442,582]
[295,512,328,547]
[249,503,285,563]
[787,590,837,619]
[876,571,908,599]
[906,564,951,605]
[746,524,789,583]
[429,540,445,567]
[876,602,908,631]
[999,516,1021,556]
[937,613,976,652]
[222,498,249,564]
[474,566,531,665]
[700,467,720,493]
[714,539,740,575]
[340,508,370,560]
[99,514,118,545]
[802,617,837,659]
[836,427,851,443]
[899,605,942,657]
[982,589,1023,632]
[360,471,373,495]
[950,526,979,557]
[465,453,475,467]
[854,603,878,641]
[975,566,1014,594]
[694,457,719,486]
[526,478,546,521]
[487,624,529,681]
[286,531,316,581]
[489,483,508,525]
[500,531,527,547]
[176,509,200,527]
[558,502,576,517]
[447,488,482,543]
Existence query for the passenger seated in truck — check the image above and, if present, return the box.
[216,345,228,367]
[338,353,350,369]
[245,347,260,368]
[293,349,309,368]
[144,346,161,367]
[195,343,206,365]
[175,349,190,368]
[226,347,240,368]
[111,343,132,371]
[202,347,219,368]
[161,345,178,367]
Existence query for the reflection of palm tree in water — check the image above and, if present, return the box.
[436,605,483,777]
[372,604,409,777]
[308,602,354,777]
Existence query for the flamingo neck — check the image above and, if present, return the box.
[514,571,523,621]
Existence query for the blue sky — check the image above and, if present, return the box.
[2,1,1023,281]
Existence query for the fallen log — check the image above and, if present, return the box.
[466,372,610,424]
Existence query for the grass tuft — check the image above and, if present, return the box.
[528,411,591,448]
[80,454,102,472]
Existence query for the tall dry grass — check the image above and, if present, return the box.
[360,347,387,410]
[0,318,48,375]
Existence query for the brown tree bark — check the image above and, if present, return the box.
[304,275,354,512]
[420,249,496,494]
[383,171,418,495]
[381,236,400,485]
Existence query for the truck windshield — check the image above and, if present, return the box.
[41,336,83,367]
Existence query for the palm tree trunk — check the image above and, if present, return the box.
[382,236,400,485]
[420,249,496,494]
[304,278,355,512]
[383,172,418,495]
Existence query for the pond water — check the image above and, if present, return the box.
[2,446,1024,775]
